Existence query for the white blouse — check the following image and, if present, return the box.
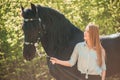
[69,41,106,76]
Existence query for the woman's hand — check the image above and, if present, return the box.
[50,57,72,67]
[50,57,59,64]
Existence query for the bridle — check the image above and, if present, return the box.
[23,17,50,59]
[22,5,45,46]
[23,17,42,46]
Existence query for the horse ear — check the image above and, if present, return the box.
[20,5,24,17]
[31,3,37,14]
[21,5,24,12]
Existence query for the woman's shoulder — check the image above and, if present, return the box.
[76,41,86,47]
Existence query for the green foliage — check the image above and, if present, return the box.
[0,0,120,80]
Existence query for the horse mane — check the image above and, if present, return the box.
[37,5,82,53]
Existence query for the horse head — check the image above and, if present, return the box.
[21,3,44,60]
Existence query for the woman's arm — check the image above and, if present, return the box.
[50,57,72,67]
[101,46,106,80]
[50,43,80,67]
[101,70,106,80]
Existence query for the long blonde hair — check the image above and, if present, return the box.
[87,23,102,67]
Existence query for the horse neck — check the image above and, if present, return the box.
[40,26,84,59]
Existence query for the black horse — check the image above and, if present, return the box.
[21,3,120,80]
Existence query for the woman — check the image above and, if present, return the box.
[50,23,106,80]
